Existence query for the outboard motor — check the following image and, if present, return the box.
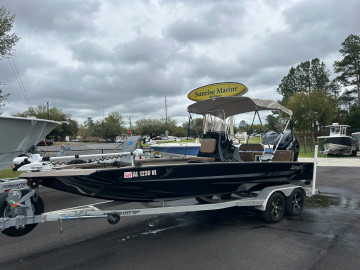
[273,130,300,161]
[262,131,279,145]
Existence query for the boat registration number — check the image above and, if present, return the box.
[123,170,157,179]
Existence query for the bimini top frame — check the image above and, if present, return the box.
[187,96,293,153]
[187,96,293,119]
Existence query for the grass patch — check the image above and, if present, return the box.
[0,168,22,179]
[298,151,320,158]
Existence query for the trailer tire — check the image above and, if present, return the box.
[0,190,44,237]
[262,192,285,223]
[195,196,213,204]
[195,194,232,204]
[285,189,305,217]
[67,159,86,164]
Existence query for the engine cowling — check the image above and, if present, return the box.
[273,130,300,161]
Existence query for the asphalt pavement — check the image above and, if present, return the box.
[0,146,360,270]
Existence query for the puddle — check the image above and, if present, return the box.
[306,192,360,210]
[117,217,184,243]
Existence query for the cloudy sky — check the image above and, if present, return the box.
[1,0,359,127]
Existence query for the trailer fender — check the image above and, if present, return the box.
[254,185,305,211]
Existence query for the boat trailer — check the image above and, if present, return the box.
[0,178,27,194]
[0,147,320,237]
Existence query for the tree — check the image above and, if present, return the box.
[0,6,20,113]
[285,90,337,139]
[92,119,106,139]
[0,6,19,57]
[265,115,281,132]
[173,126,187,137]
[79,117,95,141]
[103,111,125,141]
[135,117,178,137]
[15,105,78,140]
[244,124,270,135]
[182,118,203,138]
[334,34,360,106]
[277,58,333,102]
[238,120,248,131]
[338,89,357,113]
[91,112,125,141]
[0,87,9,114]
[347,107,360,130]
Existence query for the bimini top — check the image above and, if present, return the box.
[187,96,292,118]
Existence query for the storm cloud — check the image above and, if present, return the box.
[0,0,359,126]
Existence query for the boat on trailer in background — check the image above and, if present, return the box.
[0,115,60,170]
[149,142,201,156]
[0,94,318,237]
[318,123,358,156]
[351,131,360,148]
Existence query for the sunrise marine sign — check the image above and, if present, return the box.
[187,82,248,101]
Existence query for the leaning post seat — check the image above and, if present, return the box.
[189,138,217,162]
[273,150,294,161]
[239,143,265,162]
[199,138,217,153]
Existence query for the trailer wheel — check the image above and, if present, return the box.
[195,194,232,204]
[107,213,121,225]
[195,196,214,204]
[285,189,305,217]
[262,192,285,223]
[0,190,44,237]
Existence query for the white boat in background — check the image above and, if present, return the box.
[318,123,358,156]
[351,132,360,146]
[150,142,201,156]
[0,116,60,170]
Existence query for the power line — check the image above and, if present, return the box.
[0,66,102,98]
[7,57,32,109]
[10,56,32,108]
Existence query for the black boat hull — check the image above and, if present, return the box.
[322,136,358,154]
[25,161,314,202]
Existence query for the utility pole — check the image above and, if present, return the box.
[45,101,50,119]
[165,96,168,124]
[129,117,132,129]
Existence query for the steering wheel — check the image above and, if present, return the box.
[229,134,240,145]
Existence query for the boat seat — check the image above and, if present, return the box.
[189,139,217,162]
[239,143,264,152]
[239,143,265,162]
[273,150,294,161]
[199,138,217,153]
[239,151,255,162]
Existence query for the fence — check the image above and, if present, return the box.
[297,135,326,153]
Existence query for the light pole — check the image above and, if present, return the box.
[45,101,50,120]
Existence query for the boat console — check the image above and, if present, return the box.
[195,131,240,162]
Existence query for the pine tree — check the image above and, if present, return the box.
[334,34,360,107]
[277,58,332,102]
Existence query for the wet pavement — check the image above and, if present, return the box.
[0,151,360,269]
[299,156,360,167]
